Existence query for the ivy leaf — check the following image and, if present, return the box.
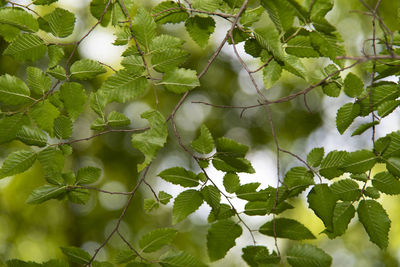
[0,74,31,105]
[76,166,101,185]
[30,100,60,136]
[70,59,107,80]
[286,244,332,267]
[17,126,47,147]
[261,0,295,33]
[159,250,207,267]
[330,179,360,201]
[172,189,203,224]
[158,167,199,187]
[132,8,157,50]
[191,125,214,154]
[263,59,282,88]
[60,246,91,265]
[223,172,240,193]
[259,218,316,240]
[319,150,348,179]
[131,110,168,171]
[27,67,51,95]
[358,199,391,249]
[60,82,87,121]
[54,116,73,139]
[344,73,364,97]
[336,102,360,134]
[0,7,39,32]
[307,184,337,232]
[152,1,189,24]
[185,15,216,48]
[107,111,130,127]
[307,147,324,167]
[48,45,64,68]
[4,33,46,62]
[159,68,199,94]
[26,185,66,204]
[207,219,242,261]
[373,171,400,195]
[0,114,28,144]
[99,70,148,103]
[139,228,178,253]
[43,8,75,38]
[324,201,355,238]
[0,150,36,179]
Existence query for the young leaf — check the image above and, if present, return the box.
[172,189,203,224]
[150,34,184,52]
[107,111,130,127]
[286,244,332,267]
[357,199,391,249]
[159,68,199,94]
[0,150,36,179]
[330,179,360,201]
[4,33,46,62]
[17,126,47,147]
[259,218,316,240]
[307,147,324,167]
[307,184,337,231]
[159,250,207,267]
[26,67,51,95]
[191,125,214,154]
[60,82,87,120]
[336,102,360,134]
[207,219,242,261]
[223,172,240,193]
[43,8,75,38]
[159,191,172,205]
[144,198,159,212]
[158,167,199,187]
[70,59,107,80]
[132,8,157,50]
[76,166,101,185]
[0,74,31,106]
[372,171,400,195]
[344,73,364,97]
[363,186,381,199]
[60,246,91,265]
[0,7,39,32]
[185,15,216,48]
[208,204,235,223]
[152,1,189,24]
[54,116,73,139]
[324,201,355,238]
[139,228,178,253]
[26,185,66,204]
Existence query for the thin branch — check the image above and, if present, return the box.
[67,185,132,195]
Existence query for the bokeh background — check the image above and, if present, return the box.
[0,0,400,266]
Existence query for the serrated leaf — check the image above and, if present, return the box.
[0,150,36,179]
[151,48,189,72]
[26,185,66,204]
[47,65,67,80]
[244,38,263,57]
[336,102,360,134]
[158,167,199,187]
[144,198,159,212]
[212,156,255,173]
[0,114,28,144]
[240,6,264,26]
[60,246,91,264]
[26,67,51,95]
[307,147,324,167]
[185,15,215,48]
[54,116,72,139]
[30,100,60,136]
[159,191,172,205]
[114,250,137,264]
[235,183,263,201]
[152,1,189,24]
[172,189,203,224]
[0,24,20,42]
[192,0,222,12]
[191,125,214,154]
[263,59,282,88]
[113,26,130,45]
[385,157,400,177]
[330,179,360,201]
[287,244,332,267]
[358,199,391,249]
[254,26,285,61]
[99,70,148,103]
[286,35,320,57]
[76,166,101,185]
[59,82,86,121]
[0,7,39,32]
[68,188,90,204]
[325,201,355,238]
[33,0,58,5]
[91,117,107,131]
[207,219,242,261]
[90,91,106,118]
[216,137,248,157]
[70,59,106,80]
[107,111,130,127]
[43,8,75,38]
[139,228,178,253]
[259,218,315,240]
[223,172,240,193]
[90,0,111,27]
[201,185,220,211]
[284,167,315,196]
[48,45,64,68]
[242,246,280,266]
[4,33,46,62]
[358,82,400,116]
[310,31,343,60]
[38,147,64,185]
[283,54,307,79]
[121,55,145,75]
[372,171,400,195]
[159,68,199,94]
[150,34,184,52]
[341,149,377,174]
[0,74,31,105]
[208,203,234,223]
[319,150,348,179]
[377,100,400,118]
[351,121,379,136]
[17,126,47,147]
[322,81,341,97]
[307,184,337,231]
[261,0,295,33]
[159,250,207,267]
[364,186,381,199]
[344,73,364,97]
[132,8,156,50]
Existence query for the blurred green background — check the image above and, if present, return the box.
[0,0,400,266]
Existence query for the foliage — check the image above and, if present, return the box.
[0,0,399,266]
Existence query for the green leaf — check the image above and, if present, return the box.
[261,0,295,33]
[60,246,91,265]
[144,198,159,212]
[216,137,248,157]
[60,82,87,120]
[172,189,203,224]
[307,147,324,167]
[208,203,235,223]
[341,149,377,174]
[68,188,90,204]
[310,31,343,60]
[90,0,111,27]
[235,183,263,201]
[377,100,400,118]
[121,55,145,75]
[254,26,285,61]
[27,67,51,95]
[223,172,240,193]
[54,116,73,139]
[33,0,58,5]
[113,26,130,46]
[17,126,47,147]
[48,45,64,68]
[330,179,360,201]
[159,191,172,205]
[159,68,199,94]
[358,199,391,249]
[76,166,101,185]
[192,0,222,12]
[0,24,20,42]
[30,100,60,136]
[286,35,320,58]
[185,15,215,48]
[244,38,263,57]
[0,74,31,105]
[351,121,379,136]
[325,201,355,238]
[0,7,39,32]
[159,250,207,267]
[322,82,341,97]
[207,219,242,261]
[151,48,189,73]
[26,185,66,204]
[372,171,400,195]
[132,8,157,50]
[0,114,28,144]
[47,65,67,80]
[191,125,214,154]
[70,59,107,80]
[319,150,347,179]
[263,59,282,88]
[99,70,148,103]
[385,157,400,177]
[158,167,199,187]
[90,91,106,117]
[287,244,332,267]
[152,1,189,24]
[358,82,400,116]
[114,250,137,264]
[336,102,360,134]
[242,246,280,266]
[284,167,315,196]
[259,218,315,240]
[364,186,381,199]
[0,150,36,179]
[107,111,130,127]
[201,185,220,211]
[38,147,65,185]
[240,6,264,27]
[43,8,75,38]
[91,117,107,131]
[139,228,178,253]
[283,54,307,79]
[150,34,184,52]
[212,156,255,173]
[4,33,46,62]
[344,73,364,97]
[310,0,333,19]
[307,184,337,231]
